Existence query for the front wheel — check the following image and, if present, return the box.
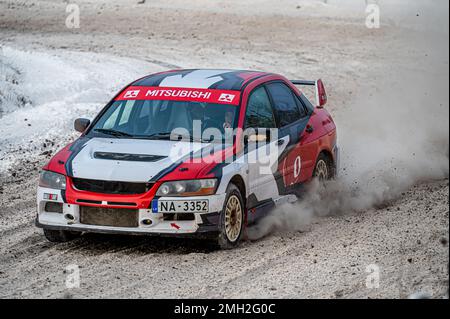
[216,183,245,249]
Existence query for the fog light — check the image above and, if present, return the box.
[141,219,153,225]
[64,214,75,221]
[44,202,63,213]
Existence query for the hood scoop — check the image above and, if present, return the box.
[94,152,166,162]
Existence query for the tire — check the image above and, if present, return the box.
[216,183,245,249]
[43,229,81,242]
[313,153,335,181]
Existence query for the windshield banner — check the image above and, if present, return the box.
[116,86,241,105]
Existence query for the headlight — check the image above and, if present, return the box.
[39,170,66,190]
[156,179,217,197]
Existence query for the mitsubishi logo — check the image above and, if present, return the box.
[218,93,235,103]
[124,90,140,98]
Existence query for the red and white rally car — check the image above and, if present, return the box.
[36,69,338,249]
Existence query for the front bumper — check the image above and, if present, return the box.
[36,186,225,236]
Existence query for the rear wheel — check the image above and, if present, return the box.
[43,229,81,242]
[313,153,334,181]
[216,183,245,249]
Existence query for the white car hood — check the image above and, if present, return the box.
[70,137,208,182]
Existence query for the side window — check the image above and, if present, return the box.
[299,94,315,113]
[245,86,276,128]
[293,93,308,118]
[266,82,301,127]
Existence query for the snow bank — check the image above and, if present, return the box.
[0,46,159,172]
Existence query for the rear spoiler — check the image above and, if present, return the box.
[290,79,327,107]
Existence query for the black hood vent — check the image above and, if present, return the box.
[94,152,166,162]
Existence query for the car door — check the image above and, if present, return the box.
[244,86,287,202]
[292,94,324,182]
[265,82,312,191]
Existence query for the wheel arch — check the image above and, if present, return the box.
[229,174,247,204]
[319,148,334,163]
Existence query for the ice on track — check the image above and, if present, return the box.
[0,47,160,172]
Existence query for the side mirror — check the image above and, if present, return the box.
[316,79,327,108]
[74,118,90,133]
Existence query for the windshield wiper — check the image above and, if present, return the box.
[134,132,214,142]
[140,132,173,140]
[93,128,133,137]
[132,132,180,140]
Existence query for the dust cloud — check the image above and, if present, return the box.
[248,52,449,240]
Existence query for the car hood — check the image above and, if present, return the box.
[69,137,211,182]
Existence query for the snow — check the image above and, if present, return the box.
[0,46,160,172]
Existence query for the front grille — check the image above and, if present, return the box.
[80,206,138,227]
[76,199,137,207]
[106,201,137,207]
[72,178,152,195]
[76,199,102,205]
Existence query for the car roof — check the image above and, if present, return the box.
[131,69,271,91]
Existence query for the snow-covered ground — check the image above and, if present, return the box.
[0,47,159,171]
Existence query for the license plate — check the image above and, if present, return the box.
[152,200,209,213]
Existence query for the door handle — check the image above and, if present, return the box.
[277,139,285,146]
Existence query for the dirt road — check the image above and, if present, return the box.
[0,0,448,298]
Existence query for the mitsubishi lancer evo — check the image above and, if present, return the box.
[36,69,338,249]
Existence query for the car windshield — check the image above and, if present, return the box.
[89,99,239,143]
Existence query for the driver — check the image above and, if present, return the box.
[223,111,234,130]
[190,104,204,122]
